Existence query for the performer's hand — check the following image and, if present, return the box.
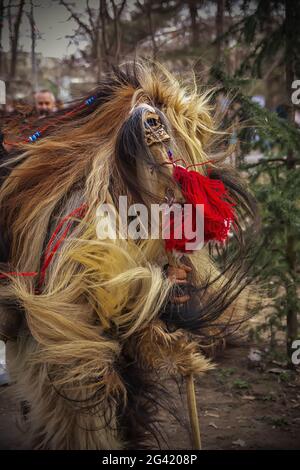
[167,264,192,304]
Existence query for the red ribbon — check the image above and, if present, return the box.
[0,204,87,289]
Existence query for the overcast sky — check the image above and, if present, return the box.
[2,1,235,60]
[3,0,90,59]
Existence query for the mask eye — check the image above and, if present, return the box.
[145,117,159,128]
[144,111,170,147]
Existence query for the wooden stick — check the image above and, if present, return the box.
[186,373,202,450]
[167,253,202,450]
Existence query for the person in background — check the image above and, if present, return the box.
[34,89,56,117]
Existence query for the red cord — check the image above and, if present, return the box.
[0,204,87,289]
[43,204,87,261]
[3,101,88,147]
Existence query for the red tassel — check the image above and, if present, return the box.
[164,165,236,253]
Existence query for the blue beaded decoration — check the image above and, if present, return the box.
[85,96,95,106]
[167,149,173,160]
[27,95,96,143]
[28,130,41,142]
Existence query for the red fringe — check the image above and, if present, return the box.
[165,165,236,253]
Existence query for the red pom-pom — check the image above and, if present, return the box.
[164,165,235,253]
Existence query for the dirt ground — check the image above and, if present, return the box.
[0,341,299,450]
[162,342,300,450]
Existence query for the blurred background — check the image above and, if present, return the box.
[0,0,299,450]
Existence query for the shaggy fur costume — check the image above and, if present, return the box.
[0,62,258,449]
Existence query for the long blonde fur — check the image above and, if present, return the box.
[0,61,256,449]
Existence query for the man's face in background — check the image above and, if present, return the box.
[34,91,56,117]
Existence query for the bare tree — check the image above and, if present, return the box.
[215,0,224,61]
[9,0,25,84]
[60,0,102,78]
[27,0,39,92]
[284,0,298,363]
[60,0,127,79]
[0,1,24,77]
[136,1,159,58]
[188,0,199,47]
[110,0,126,64]
[0,0,4,76]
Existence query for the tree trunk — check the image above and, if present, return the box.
[9,0,25,84]
[100,0,110,68]
[188,0,198,48]
[215,0,224,62]
[28,0,38,92]
[95,0,102,81]
[111,0,122,65]
[284,0,298,365]
[146,1,157,59]
[0,0,4,76]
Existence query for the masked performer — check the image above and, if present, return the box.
[0,62,258,449]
